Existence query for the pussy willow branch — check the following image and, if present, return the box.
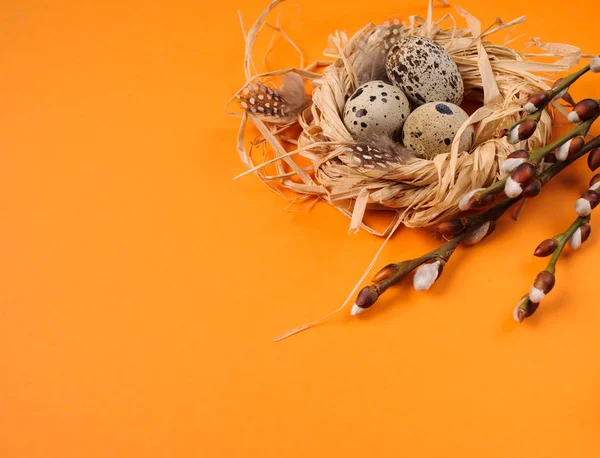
[551,64,591,98]
[548,217,589,272]
[513,141,600,321]
[515,215,591,322]
[351,60,600,315]
[359,232,465,300]
[539,134,600,181]
[354,133,600,314]
[470,64,595,202]
[506,64,590,129]
[476,113,599,200]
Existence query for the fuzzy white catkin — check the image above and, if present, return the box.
[523,102,537,114]
[504,177,523,198]
[413,261,440,292]
[590,182,600,192]
[350,304,366,316]
[567,111,581,124]
[507,127,521,145]
[500,158,526,174]
[569,228,582,250]
[575,198,592,216]
[463,221,491,245]
[555,140,571,161]
[591,56,600,73]
[458,188,484,211]
[529,287,546,303]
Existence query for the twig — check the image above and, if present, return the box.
[469,113,598,204]
[353,134,600,316]
[515,170,600,322]
[514,215,591,322]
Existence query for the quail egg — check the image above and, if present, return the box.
[386,36,464,106]
[401,102,474,159]
[343,80,411,141]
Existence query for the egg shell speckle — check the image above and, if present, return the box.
[386,36,464,106]
[343,80,411,141]
[402,102,474,159]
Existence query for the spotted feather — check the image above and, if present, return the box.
[239,83,287,118]
[343,135,418,173]
[237,73,308,123]
[353,22,405,85]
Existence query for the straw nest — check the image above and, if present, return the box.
[232,0,582,235]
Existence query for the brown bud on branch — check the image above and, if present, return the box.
[575,190,600,216]
[568,99,600,123]
[500,150,529,174]
[534,239,558,257]
[371,264,399,282]
[569,223,591,250]
[523,93,549,113]
[351,286,379,315]
[458,188,485,211]
[522,179,542,198]
[556,136,585,161]
[507,120,538,145]
[513,294,540,323]
[589,148,600,171]
[551,78,570,101]
[436,218,467,237]
[481,194,496,206]
[511,162,536,183]
[529,270,556,303]
[504,162,536,198]
[527,302,540,319]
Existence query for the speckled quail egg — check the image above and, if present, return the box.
[386,36,464,106]
[343,80,411,141]
[401,102,474,159]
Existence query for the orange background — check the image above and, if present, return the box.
[1,0,600,457]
